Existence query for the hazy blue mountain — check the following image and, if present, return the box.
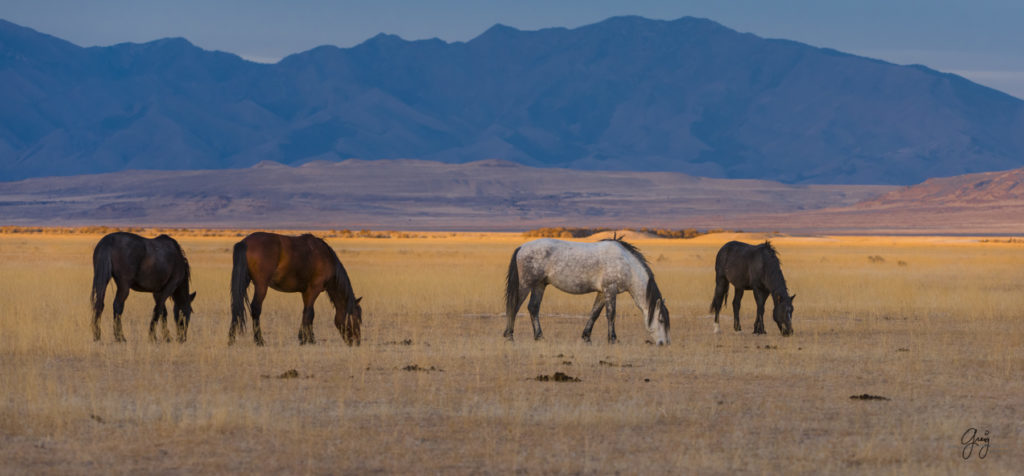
[2,16,1024,184]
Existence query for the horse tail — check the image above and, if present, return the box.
[230,240,250,333]
[710,246,728,314]
[505,246,521,318]
[710,285,728,314]
[91,239,113,314]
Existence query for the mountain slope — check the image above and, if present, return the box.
[856,167,1024,206]
[2,16,1024,184]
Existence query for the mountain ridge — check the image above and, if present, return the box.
[2,16,1024,184]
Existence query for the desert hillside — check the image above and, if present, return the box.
[0,159,890,230]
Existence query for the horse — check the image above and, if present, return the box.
[229,232,362,346]
[709,240,795,336]
[504,237,670,345]
[90,232,196,343]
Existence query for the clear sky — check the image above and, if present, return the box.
[2,0,1023,99]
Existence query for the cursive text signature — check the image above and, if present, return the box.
[961,428,990,460]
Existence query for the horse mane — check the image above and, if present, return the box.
[759,241,788,296]
[321,238,357,315]
[157,234,191,286]
[759,240,780,262]
[600,237,667,329]
[600,237,650,269]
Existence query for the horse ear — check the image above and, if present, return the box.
[790,294,796,301]
[189,291,197,302]
[355,296,362,304]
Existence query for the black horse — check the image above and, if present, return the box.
[230,232,362,346]
[91,232,196,343]
[709,241,794,336]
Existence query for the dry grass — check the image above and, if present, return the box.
[1,232,1022,474]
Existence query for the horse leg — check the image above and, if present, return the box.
[753,289,768,335]
[526,285,546,340]
[92,298,104,342]
[250,282,269,346]
[503,285,530,341]
[172,302,185,343]
[298,289,320,345]
[149,294,169,343]
[159,299,172,342]
[605,291,618,344]
[711,276,729,334]
[581,292,605,343]
[731,287,744,332]
[111,281,131,343]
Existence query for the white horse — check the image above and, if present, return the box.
[503,237,670,345]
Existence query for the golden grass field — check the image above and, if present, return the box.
[1,231,1022,474]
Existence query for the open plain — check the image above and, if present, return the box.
[1,231,1022,474]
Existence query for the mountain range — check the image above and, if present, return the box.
[2,16,1024,184]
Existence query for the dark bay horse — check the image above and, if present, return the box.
[91,232,196,343]
[504,237,670,345]
[710,241,794,336]
[230,232,362,346]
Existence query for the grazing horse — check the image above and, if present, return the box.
[90,232,196,343]
[229,232,362,346]
[504,237,670,345]
[710,241,795,336]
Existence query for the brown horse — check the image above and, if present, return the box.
[229,232,362,346]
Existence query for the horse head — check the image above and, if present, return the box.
[344,296,363,346]
[646,298,670,346]
[773,294,795,336]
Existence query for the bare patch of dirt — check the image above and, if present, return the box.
[535,372,581,382]
[383,339,413,346]
[401,364,443,372]
[261,369,306,379]
[849,394,890,401]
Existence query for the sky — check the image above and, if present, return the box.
[2,0,1023,99]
